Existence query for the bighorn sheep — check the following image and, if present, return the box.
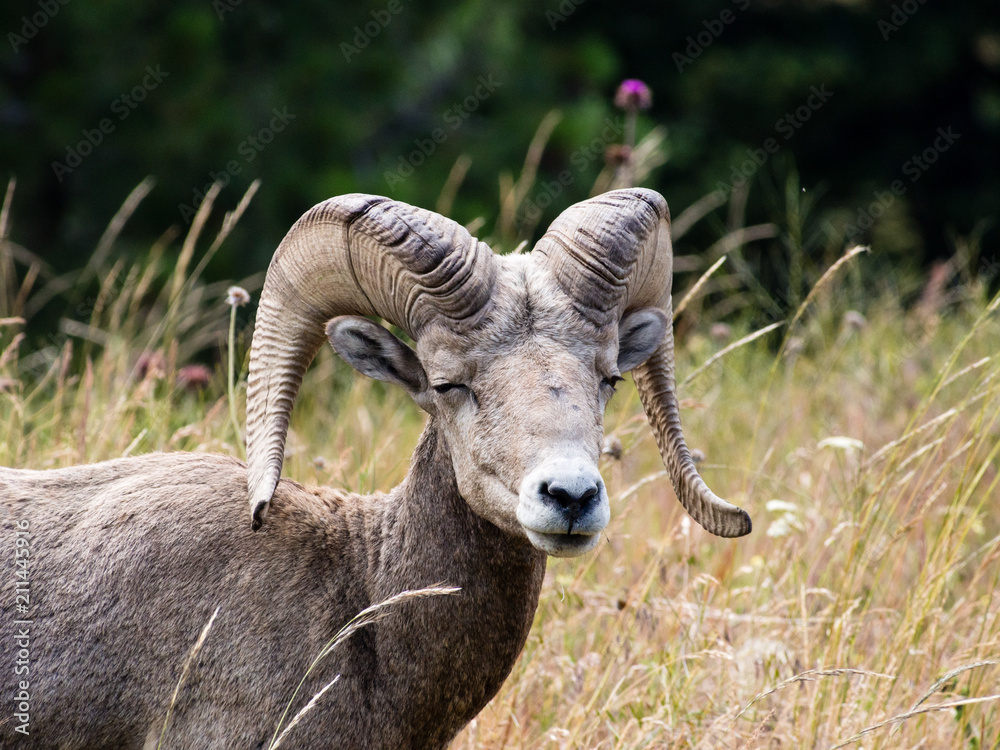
[0,188,750,749]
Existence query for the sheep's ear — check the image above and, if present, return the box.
[617,308,668,373]
[326,316,433,411]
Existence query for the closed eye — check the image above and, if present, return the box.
[433,382,469,395]
[601,375,624,392]
[433,381,478,408]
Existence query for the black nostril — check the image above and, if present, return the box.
[541,481,599,518]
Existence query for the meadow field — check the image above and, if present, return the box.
[1,177,998,748]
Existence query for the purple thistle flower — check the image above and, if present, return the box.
[614,79,652,111]
[178,364,213,391]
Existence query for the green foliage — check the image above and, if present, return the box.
[1,0,997,304]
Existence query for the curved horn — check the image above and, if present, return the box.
[533,188,751,537]
[246,194,497,529]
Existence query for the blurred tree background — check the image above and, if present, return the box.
[1,0,998,331]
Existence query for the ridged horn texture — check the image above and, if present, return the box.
[245,194,497,529]
[533,188,752,538]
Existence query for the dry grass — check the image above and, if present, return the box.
[1,173,998,749]
[454,288,1000,749]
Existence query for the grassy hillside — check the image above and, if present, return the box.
[2,179,998,749]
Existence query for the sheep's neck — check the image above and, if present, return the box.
[368,419,547,745]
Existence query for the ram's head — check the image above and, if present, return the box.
[245,189,751,553]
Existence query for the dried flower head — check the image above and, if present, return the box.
[604,144,632,167]
[178,364,212,391]
[843,310,867,331]
[602,435,624,460]
[136,350,166,380]
[710,322,732,342]
[226,286,251,307]
[614,79,652,111]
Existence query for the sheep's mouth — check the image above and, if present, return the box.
[522,528,601,558]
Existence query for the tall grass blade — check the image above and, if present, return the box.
[268,586,459,749]
[156,607,220,750]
